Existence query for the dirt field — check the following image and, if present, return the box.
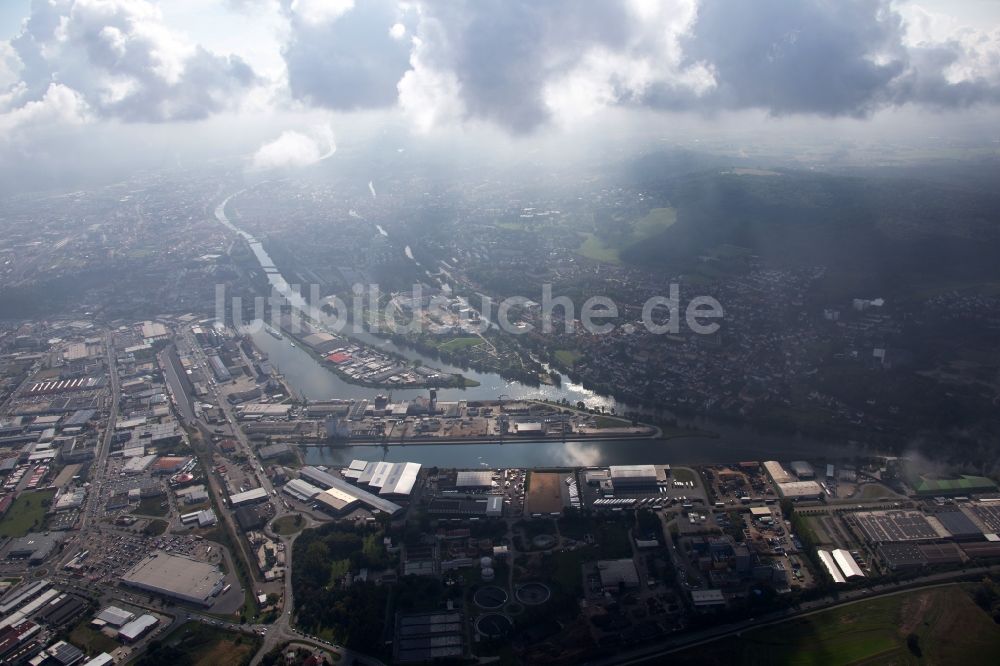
[525,472,563,515]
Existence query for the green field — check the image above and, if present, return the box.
[143,518,169,536]
[69,620,120,657]
[437,336,482,352]
[671,467,697,484]
[577,233,622,264]
[271,514,304,535]
[0,489,55,537]
[137,621,260,666]
[670,585,1000,665]
[590,415,631,429]
[577,207,677,264]
[554,349,582,367]
[632,207,677,239]
[137,495,169,517]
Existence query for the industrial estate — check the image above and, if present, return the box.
[1,315,999,664]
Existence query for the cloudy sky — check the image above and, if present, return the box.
[1,0,999,188]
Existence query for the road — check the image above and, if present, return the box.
[167,325,388,665]
[584,563,1000,665]
[78,330,119,533]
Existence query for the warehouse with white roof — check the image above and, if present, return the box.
[120,553,225,606]
[817,550,846,584]
[299,466,402,515]
[832,548,865,579]
[229,487,269,507]
[379,462,421,497]
[608,465,657,487]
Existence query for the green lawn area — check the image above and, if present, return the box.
[437,336,482,352]
[137,621,260,666]
[669,585,1000,666]
[577,208,676,265]
[69,621,120,657]
[590,415,630,429]
[632,207,676,239]
[271,514,305,535]
[671,467,697,484]
[143,518,169,536]
[858,483,899,500]
[0,489,55,537]
[554,349,581,367]
[577,233,621,264]
[137,495,169,517]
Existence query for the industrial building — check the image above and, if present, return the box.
[92,606,134,628]
[427,495,503,518]
[282,478,323,502]
[378,462,421,497]
[817,550,846,584]
[877,542,927,570]
[298,466,402,515]
[207,355,232,382]
[608,465,657,487]
[690,589,726,608]
[314,486,364,515]
[5,533,64,564]
[117,614,158,642]
[789,461,815,479]
[454,470,494,489]
[773,480,824,499]
[831,549,865,579]
[394,611,465,663]
[763,461,794,484]
[228,487,269,507]
[852,510,946,543]
[120,553,225,606]
[237,403,292,420]
[342,460,422,497]
[180,509,217,528]
[932,510,983,540]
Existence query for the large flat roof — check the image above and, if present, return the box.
[229,487,269,505]
[381,462,421,496]
[299,466,402,515]
[121,552,224,605]
[455,470,493,488]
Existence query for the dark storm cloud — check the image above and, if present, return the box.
[413,0,636,133]
[275,0,1000,132]
[681,0,907,116]
[283,0,412,109]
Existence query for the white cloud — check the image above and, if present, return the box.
[0,41,22,89]
[290,0,354,27]
[251,123,336,169]
[389,22,406,39]
[0,82,90,134]
[397,34,464,133]
[4,0,260,123]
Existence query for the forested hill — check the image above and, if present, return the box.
[620,166,1000,298]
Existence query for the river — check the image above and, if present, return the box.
[216,193,857,467]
